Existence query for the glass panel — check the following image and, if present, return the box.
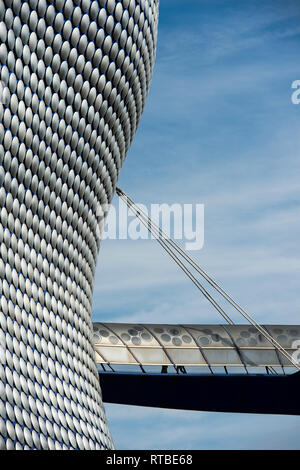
[95,346,136,364]
[204,349,242,365]
[167,348,206,365]
[130,347,170,365]
[185,325,234,347]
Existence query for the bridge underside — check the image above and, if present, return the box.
[99,370,300,415]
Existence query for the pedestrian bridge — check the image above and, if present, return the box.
[93,323,300,416]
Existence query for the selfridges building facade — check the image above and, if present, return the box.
[0,0,159,449]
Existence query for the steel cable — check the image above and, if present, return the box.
[116,188,300,370]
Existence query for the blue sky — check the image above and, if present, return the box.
[93,0,300,449]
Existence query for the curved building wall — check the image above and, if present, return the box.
[0,0,159,450]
